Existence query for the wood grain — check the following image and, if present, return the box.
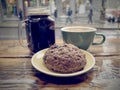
[0,35,120,90]
[0,56,120,90]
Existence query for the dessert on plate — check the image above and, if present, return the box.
[43,44,86,73]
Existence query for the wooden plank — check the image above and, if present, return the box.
[0,56,120,90]
[1,37,120,57]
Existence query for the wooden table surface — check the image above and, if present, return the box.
[0,33,120,90]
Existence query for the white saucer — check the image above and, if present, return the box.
[31,48,95,77]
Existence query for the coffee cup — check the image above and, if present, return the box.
[61,26,105,50]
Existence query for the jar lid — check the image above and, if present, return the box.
[27,8,50,16]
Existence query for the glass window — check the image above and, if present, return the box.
[29,0,37,7]
[1,0,17,17]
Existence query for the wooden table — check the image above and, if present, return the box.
[0,34,120,90]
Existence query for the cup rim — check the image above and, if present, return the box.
[61,26,97,32]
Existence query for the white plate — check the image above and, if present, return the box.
[31,48,95,77]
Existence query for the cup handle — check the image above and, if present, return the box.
[92,33,106,45]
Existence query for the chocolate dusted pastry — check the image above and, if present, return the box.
[43,44,86,73]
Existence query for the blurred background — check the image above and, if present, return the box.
[0,0,120,21]
[0,0,120,39]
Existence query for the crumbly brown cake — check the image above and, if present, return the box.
[43,44,86,73]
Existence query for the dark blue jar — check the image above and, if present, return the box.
[25,15,55,53]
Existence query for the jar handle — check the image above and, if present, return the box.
[18,20,28,47]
